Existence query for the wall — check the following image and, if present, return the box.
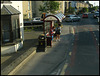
[23,1,32,19]
[1,1,24,55]
[32,1,43,17]
[56,1,65,14]
[1,41,23,55]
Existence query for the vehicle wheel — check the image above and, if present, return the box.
[78,19,80,21]
[71,19,73,22]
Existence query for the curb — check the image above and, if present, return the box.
[6,26,73,75]
[8,50,36,75]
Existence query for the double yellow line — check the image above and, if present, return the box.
[60,63,68,75]
[60,52,72,75]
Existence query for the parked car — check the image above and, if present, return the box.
[33,17,41,21]
[93,12,99,18]
[91,10,95,13]
[32,17,43,24]
[97,17,99,23]
[65,15,81,22]
[82,13,88,18]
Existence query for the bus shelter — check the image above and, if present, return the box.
[43,13,65,47]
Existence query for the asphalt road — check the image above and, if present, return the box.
[64,13,99,75]
[13,13,99,75]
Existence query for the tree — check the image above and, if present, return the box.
[92,6,99,11]
[86,1,90,4]
[68,7,75,14]
[82,7,89,13]
[39,1,59,14]
[39,5,47,13]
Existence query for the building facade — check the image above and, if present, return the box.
[58,1,65,14]
[32,1,43,17]
[1,1,24,55]
[64,1,70,13]
[76,1,89,12]
[23,1,43,19]
[23,1,32,20]
[55,1,70,14]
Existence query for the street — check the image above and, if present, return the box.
[14,13,99,75]
[64,13,99,75]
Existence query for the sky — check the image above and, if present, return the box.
[89,1,99,6]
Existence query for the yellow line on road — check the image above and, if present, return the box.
[60,63,68,75]
[69,52,72,56]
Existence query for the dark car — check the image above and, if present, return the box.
[82,13,88,18]
[93,12,99,18]
[91,10,95,13]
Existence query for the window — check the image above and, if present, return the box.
[28,12,31,18]
[66,16,70,17]
[60,3,62,8]
[65,2,67,7]
[1,16,11,43]
[74,15,78,17]
[1,15,20,45]
[65,2,67,13]
[12,19,20,40]
[28,1,30,10]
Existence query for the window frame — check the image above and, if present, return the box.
[28,1,30,10]
[1,14,21,46]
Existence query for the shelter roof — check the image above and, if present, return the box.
[1,5,21,15]
[43,13,65,22]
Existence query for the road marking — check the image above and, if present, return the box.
[69,52,72,56]
[51,72,56,75]
[90,30,99,55]
[60,63,68,75]
[94,34,96,37]
[56,69,61,75]
[95,38,97,40]
[97,29,99,31]
[72,27,75,35]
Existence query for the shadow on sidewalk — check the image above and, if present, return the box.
[1,38,38,70]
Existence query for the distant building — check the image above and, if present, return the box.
[76,1,89,12]
[70,1,77,8]
[23,1,43,19]
[23,1,33,20]
[56,1,70,14]
[1,1,24,55]
[84,2,89,8]
[32,1,43,17]
[64,1,70,13]
[57,1,65,14]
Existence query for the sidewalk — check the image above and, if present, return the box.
[1,30,42,75]
[1,24,74,75]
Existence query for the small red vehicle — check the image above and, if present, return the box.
[82,13,88,18]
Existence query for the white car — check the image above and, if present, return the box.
[32,17,43,24]
[93,12,99,18]
[33,17,41,21]
[65,15,81,22]
[97,17,99,23]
